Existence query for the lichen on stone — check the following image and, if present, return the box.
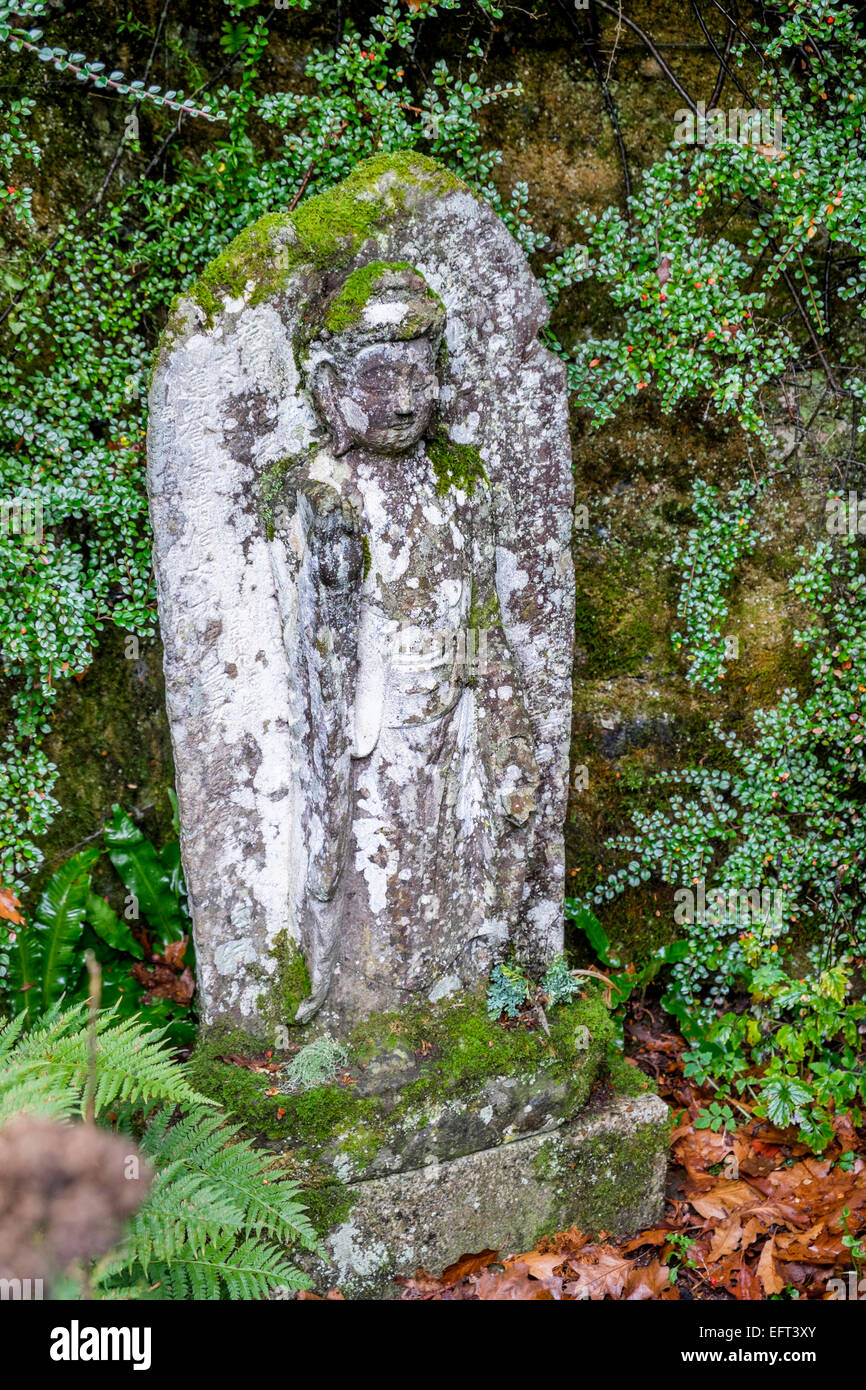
[257,447,316,541]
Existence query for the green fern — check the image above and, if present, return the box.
[104,804,187,945]
[99,1108,317,1298]
[8,847,100,1025]
[0,1004,210,1125]
[0,1006,318,1298]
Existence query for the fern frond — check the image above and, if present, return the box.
[138,1107,319,1251]
[0,1005,214,1122]
[0,1008,316,1300]
[125,1237,311,1300]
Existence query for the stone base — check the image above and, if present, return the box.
[304,1092,669,1299]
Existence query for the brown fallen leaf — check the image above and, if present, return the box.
[473,1261,560,1301]
[622,1227,674,1253]
[734,1250,762,1301]
[624,1258,675,1300]
[216,1052,284,1073]
[562,1246,633,1301]
[757,1235,786,1295]
[440,1249,499,1282]
[0,885,24,927]
[397,1267,448,1298]
[506,1250,566,1282]
[690,1180,758,1221]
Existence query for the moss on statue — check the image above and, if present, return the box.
[257,448,317,541]
[426,427,486,497]
[164,152,464,336]
[320,258,444,336]
[529,1102,672,1240]
[255,930,312,1030]
[190,985,615,1171]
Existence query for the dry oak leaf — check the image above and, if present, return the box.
[624,1259,676,1300]
[562,1246,633,1301]
[440,1249,499,1283]
[473,1261,561,1301]
[757,1235,786,1296]
[734,1250,762,1301]
[0,885,24,926]
[690,1180,758,1221]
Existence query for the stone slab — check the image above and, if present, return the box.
[302,1092,670,1299]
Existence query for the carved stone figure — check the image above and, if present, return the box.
[275,264,542,1021]
[147,154,575,1035]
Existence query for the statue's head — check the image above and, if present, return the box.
[305,263,445,457]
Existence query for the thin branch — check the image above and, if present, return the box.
[592,0,700,114]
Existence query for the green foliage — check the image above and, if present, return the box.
[103,804,187,946]
[486,961,532,1020]
[0,1003,208,1126]
[0,1005,317,1297]
[7,846,100,1027]
[0,0,223,121]
[2,806,193,1043]
[577,538,866,1148]
[670,473,771,690]
[0,0,529,894]
[694,1099,735,1133]
[545,0,866,443]
[99,1106,316,1298]
[485,953,608,1021]
[566,906,689,1046]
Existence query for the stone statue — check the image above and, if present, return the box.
[274,264,542,1021]
[147,154,574,1036]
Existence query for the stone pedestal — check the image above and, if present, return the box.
[189,989,670,1299]
[306,1091,669,1299]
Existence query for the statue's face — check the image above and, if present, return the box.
[318,337,439,456]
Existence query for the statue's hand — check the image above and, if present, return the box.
[497,736,540,827]
[296,480,363,590]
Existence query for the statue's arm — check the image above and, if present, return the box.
[270,472,363,1020]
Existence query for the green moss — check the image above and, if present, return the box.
[186,1026,293,1141]
[298,1175,357,1235]
[174,151,464,331]
[530,1108,672,1239]
[258,449,315,540]
[426,426,486,498]
[604,1047,654,1097]
[322,259,417,334]
[467,579,501,633]
[190,986,614,1166]
[257,930,312,1029]
[348,985,612,1112]
[360,534,372,581]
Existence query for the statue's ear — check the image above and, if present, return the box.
[310,359,353,456]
